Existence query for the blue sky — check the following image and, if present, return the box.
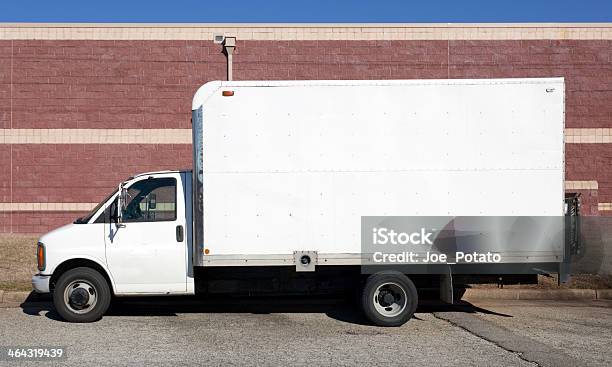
[0,0,610,23]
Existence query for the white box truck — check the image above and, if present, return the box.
[32,78,570,326]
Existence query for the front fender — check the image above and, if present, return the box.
[48,255,118,294]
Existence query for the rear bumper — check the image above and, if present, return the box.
[31,274,51,293]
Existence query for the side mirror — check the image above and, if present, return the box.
[148,193,157,210]
[117,182,128,224]
[121,187,129,213]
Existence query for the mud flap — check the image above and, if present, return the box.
[561,194,581,284]
[440,266,454,304]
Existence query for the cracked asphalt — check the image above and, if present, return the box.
[0,297,610,366]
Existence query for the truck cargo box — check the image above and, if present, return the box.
[191,78,565,268]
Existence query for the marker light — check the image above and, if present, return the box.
[222,90,234,97]
[37,242,46,271]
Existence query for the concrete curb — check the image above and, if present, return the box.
[463,288,608,301]
[0,289,611,306]
[597,289,612,300]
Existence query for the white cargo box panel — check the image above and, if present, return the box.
[191,78,565,266]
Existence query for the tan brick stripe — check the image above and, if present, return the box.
[0,23,611,40]
[565,181,598,190]
[0,203,97,211]
[0,128,609,145]
[0,129,191,144]
[565,129,612,144]
[599,203,612,211]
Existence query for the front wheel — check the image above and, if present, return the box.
[361,272,418,327]
[52,267,111,323]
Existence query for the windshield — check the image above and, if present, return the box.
[74,189,117,224]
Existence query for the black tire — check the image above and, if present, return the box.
[361,272,418,327]
[52,267,111,323]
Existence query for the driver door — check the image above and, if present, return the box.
[104,173,188,294]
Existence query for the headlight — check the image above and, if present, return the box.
[37,242,46,271]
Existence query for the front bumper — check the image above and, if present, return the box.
[31,274,51,293]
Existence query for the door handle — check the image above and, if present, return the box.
[176,225,184,242]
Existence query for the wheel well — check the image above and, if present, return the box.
[50,259,114,294]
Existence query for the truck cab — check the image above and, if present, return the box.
[32,170,194,322]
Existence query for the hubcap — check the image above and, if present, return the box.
[63,280,97,314]
[373,282,408,318]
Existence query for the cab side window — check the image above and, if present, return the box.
[122,178,177,223]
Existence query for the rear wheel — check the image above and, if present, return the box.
[52,267,111,323]
[361,272,417,327]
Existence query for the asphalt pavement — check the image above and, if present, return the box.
[0,297,610,366]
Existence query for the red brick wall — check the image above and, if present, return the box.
[11,144,191,202]
[9,211,85,235]
[1,39,611,233]
[10,40,226,129]
[0,41,10,131]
